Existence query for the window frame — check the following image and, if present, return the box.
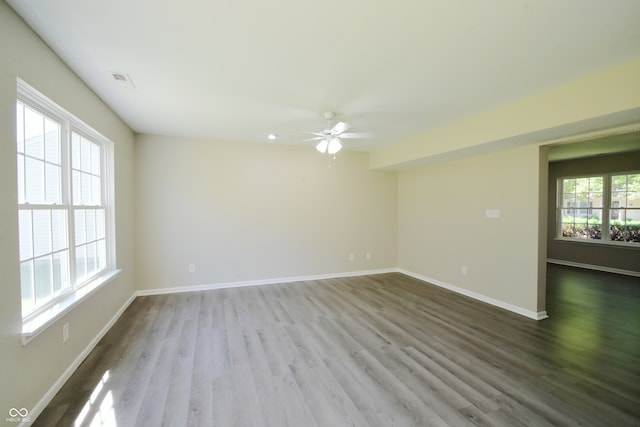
[556,171,640,247]
[17,79,118,344]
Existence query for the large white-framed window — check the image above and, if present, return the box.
[557,172,640,245]
[16,79,117,342]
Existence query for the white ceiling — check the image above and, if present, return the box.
[6,0,640,152]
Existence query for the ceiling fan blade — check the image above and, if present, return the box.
[302,131,325,137]
[330,121,351,135]
[303,136,324,142]
[339,132,374,139]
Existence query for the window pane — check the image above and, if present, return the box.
[33,210,52,257]
[562,193,575,208]
[563,178,576,194]
[560,206,575,237]
[612,175,627,191]
[86,209,96,242]
[575,224,588,239]
[75,209,86,245]
[34,255,53,304]
[72,170,82,205]
[576,191,589,205]
[610,208,624,222]
[611,209,640,243]
[81,138,92,173]
[91,142,101,175]
[72,133,81,170]
[82,173,92,204]
[561,223,576,238]
[45,164,61,204]
[52,251,70,293]
[18,210,33,261]
[589,177,603,192]
[52,210,68,251]
[24,106,44,159]
[76,244,87,280]
[87,241,97,275]
[44,118,61,164]
[612,191,627,208]
[21,260,35,315]
[561,208,575,220]
[575,178,590,194]
[97,239,106,270]
[585,209,602,240]
[25,157,45,203]
[96,209,105,239]
[92,176,102,205]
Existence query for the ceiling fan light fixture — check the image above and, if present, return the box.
[328,138,342,154]
[316,139,329,153]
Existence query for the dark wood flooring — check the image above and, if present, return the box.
[34,265,640,426]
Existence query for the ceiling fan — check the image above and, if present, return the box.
[303,112,373,155]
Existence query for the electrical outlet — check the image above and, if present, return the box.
[461,265,468,275]
[62,323,69,343]
[349,253,355,262]
[188,264,195,273]
[366,251,372,260]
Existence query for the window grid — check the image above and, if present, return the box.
[17,85,112,321]
[559,176,603,241]
[558,173,640,245]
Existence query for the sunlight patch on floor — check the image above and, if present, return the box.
[75,371,116,427]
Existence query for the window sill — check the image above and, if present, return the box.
[553,237,640,250]
[21,269,122,346]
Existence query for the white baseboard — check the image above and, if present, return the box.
[136,268,398,296]
[24,292,137,426]
[397,268,548,321]
[547,259,640,278]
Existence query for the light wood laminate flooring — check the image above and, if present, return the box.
[34,265,640,426]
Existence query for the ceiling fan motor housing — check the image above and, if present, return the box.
[323,111,336,123]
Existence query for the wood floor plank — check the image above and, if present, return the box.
[289,361,370,427]
[33,266,640,426]
[321,355,407,426]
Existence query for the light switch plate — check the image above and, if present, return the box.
[485,209,501,218]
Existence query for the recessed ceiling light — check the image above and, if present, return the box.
[267,133,277,140]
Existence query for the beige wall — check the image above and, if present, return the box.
[0,3,136,417]
[397,144,545,315]
[135,135,397,291]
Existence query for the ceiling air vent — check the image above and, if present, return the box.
[111,72,135,88]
